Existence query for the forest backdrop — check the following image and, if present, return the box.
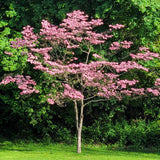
[0,0,160,148]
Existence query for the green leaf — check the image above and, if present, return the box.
[0,21,8,28]
[5,10,17,18]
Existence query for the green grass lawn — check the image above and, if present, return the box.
[0,142,160,160]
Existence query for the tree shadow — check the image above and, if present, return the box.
[0,141,33,152]
[81,145,160,157]
[121,147,160,155]
[0,141,160,157]
[0,147,33,152]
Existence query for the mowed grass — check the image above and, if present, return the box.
[0,142,160,160]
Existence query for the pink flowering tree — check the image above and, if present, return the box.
[0,10,160,153]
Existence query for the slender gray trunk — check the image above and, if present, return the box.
[74,99,84,153]
[77,126,82,153]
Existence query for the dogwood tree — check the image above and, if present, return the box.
[0,10,160,153]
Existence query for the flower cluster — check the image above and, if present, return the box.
[155,78,160,86]
[11,38,27,48]
[93,54,102,59]
[0,75,15,85]
[109,42,120,50]
[146,88,160,96]
[130,51,160,60]
[109,61,149,72]
[116,79,138,89]
[11,26,38,48]
[0,75,39,95]
[139,47,149,52]
[120,41,133,49]
[61,10,103,30]
[47,98,55,105]
[109,24,125,30]
[109,41,133,50]
[4,52,13,56]
[62,84,84,100]
[31,47,52,61]
[121,88,145,96]
[22,25,38,41]
[40,10,113,49]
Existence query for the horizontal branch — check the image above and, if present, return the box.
[83,98,108,107]
[84,95,97,101]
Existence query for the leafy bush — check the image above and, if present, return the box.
[83,119,160,148]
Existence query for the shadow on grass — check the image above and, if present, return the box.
[0,142,160,158]
[81,144,160,156]
[0,147,33,152]
[0,141,33,152]
[0,144,33,152]
[47,144,160,157]
[120,147,160,155]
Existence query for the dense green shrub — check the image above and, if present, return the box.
[83,119,160,148]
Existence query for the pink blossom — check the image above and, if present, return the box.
[4,52,13,56]
[47,98,55,105]
[109,24,125,30]
[131,88,145,95]
[0,75,39,95]
[10,25,39,48]
[139,47,149,51]
[62,84,84,100]
[22,25,38,41]
[0,76,15,85]
[121,41,133,49]
[109,42,120,50]
[130,51,160,60]
[109,61,149,72]
[155,78,160,86]
[117,79,138,89]
[147,88,160,96]
[93,54,102,59]
[121,90,132,96]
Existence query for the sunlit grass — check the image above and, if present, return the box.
[0,142,160,160]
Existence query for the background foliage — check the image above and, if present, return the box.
[0,0,159,148]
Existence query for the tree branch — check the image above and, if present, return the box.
[84,95,97,101]
[83,98,108,107]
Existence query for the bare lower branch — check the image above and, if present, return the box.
[83,98,108,107]
[84,95,97,101]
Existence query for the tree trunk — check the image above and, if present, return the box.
[74,99,84,153]
[77,126,82,153]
